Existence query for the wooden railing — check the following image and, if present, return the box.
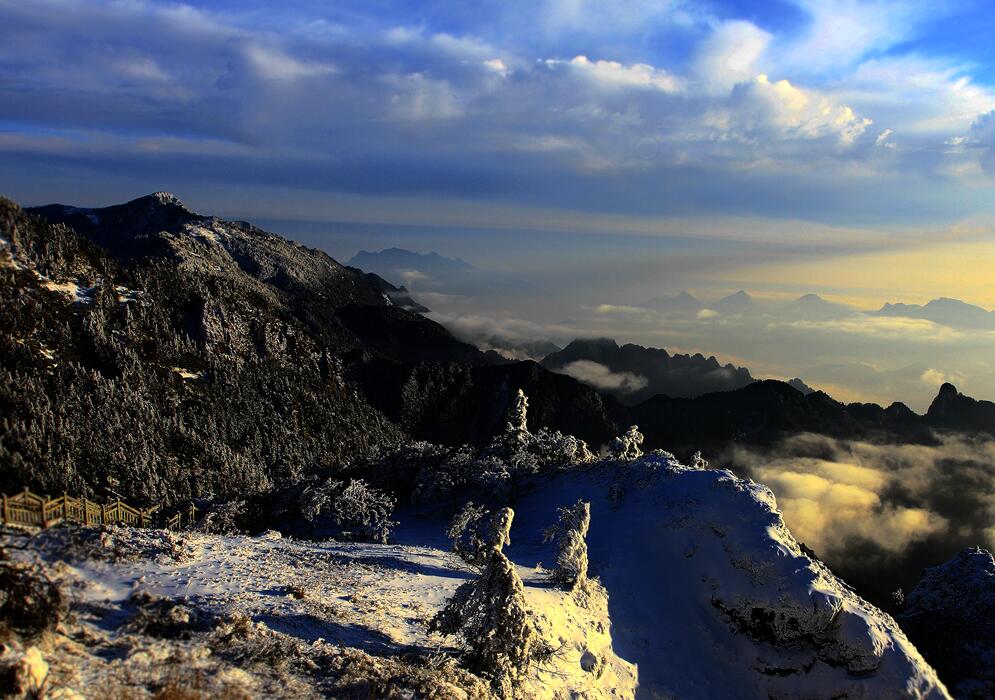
[1,488,197,532]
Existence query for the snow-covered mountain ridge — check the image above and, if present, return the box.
[7,455,949,699]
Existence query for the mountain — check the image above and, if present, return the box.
[3,193,499,506]
[788,377,816,394]
[629,380,934,454]
[898,547,995,698]
[715,289,755,314]
[541,338,755,404]
[875,297,995,329]
[350,358,620,448]
[346,248,477,295]
[926,382,995,434]
[792,293,852,319]
[353,269,430,312]
[645,290,703,314]
[512,459,950,699]
[27,194,477,363]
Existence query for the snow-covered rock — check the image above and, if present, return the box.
[510,456,950,699]
[4,456,950,699]
[899,547,995,699]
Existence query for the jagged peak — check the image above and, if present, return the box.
[147,191,187,208]
[937,382,959,399]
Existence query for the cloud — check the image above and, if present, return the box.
[920,367,963,387]
[560,360,648,393]
[694,20,770,92]
[773,315,964,342]
[728,432,995,601]
[593,304,651,315]
[779,0,942,75]
[730,74,872,144]
[545,55,682,93]
[241,44,337,81]
[696,308,719,319]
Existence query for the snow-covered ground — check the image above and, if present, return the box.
[6,456,950,699]
[10,521,633,698]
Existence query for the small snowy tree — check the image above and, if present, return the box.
[531,427,595,467]
[448,502,491,568]
[429,507,549,696]
[332,479,397,544]
[610,425,644,460]
[302,479,397,543]
[543,500,591,590]
[506,389,529,439]
[690,451,709,470]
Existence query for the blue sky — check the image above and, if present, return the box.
[5,0,995,407]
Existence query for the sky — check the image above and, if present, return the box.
[4,0,995,407]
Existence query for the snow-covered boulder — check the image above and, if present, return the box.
[899,547,995,699]
[510,456,950,699]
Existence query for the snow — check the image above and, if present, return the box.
[40,279,94,304]
[114,285,142,303]
[190,225,221,244]
[6,456,949,698]
[508,457,950,699]
[17,526,633,698]
[171,367,204,380]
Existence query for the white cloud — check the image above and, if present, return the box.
[731,74,872,144]
[694,20,770,92]
[483,58,509,77]
[545,55,681,93]
[775,316,964,342]
[560,360,649,393]
[920,367,964,387]
[242,44,337,81]
[384,72,463,120]
[779,0,939,75]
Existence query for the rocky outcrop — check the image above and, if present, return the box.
[511,457,951,699]
[899,547,995,699]
[926,383,995,435]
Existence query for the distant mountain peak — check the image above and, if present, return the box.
[351,248,474,270]
[149,191,185,207]
[937,382,959,399]
[796,293,826,303]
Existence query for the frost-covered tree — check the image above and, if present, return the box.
[690,450,709,470]
[301,479,397,543]
[429,507,548,696]
[331,479,397,544]
[506,389,529,438]
[610,425,644,461]
[543,500,591,590]
[448,502,491,568]
[531,427,595,467]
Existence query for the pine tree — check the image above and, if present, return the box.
[429,507,548,696]
[543,500,591,590]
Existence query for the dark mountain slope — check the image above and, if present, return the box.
[2,197,413,505]
[542,337,755,404]
[29,193,479,364]
[349,358,620,448]
[926,382,995,434]
[629,381,937,455]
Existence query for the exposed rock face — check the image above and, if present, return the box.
[926,383,995,435]
[899,547,995,699]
